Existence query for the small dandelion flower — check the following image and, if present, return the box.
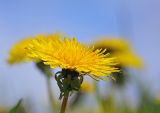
[80,81,95,93]
[70,80,95,108]
[7,38,33,64]
[91,38,143,68]
[91,38,143,86]
[7,33,61,64]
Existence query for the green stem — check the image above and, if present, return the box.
[36,61,57,112]
[94,82,106,113]
[46,77,56,113]
[60,93,69,113]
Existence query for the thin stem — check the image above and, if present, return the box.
[94,82,106,113]
[46,77,56,113]
[60,93,69,113]
[36,61,57,112]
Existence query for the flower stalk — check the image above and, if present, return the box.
[36,61,56,113]
[60,92,69,113]
[55,69,83,113]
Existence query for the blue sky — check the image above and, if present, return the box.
[0,0,160,112]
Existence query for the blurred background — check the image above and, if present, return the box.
[0,0,160,113]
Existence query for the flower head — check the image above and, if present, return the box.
[7,33,60,64]
[7,38,33,64]
[91,38,143,68]
[28,37,118,78]
[80,81,95,93]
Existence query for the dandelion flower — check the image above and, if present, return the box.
[91,38,143,68]
[27,36,119,113]
[28,37,119,78]
[91,38,143,87]
[7,33,61,64]
[81,81,95,93]
[7,38,33,64]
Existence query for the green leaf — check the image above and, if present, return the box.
[9,99,26,113]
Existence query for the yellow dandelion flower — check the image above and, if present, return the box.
[91,38,143,68]
[27,36,120,112]
[7,38,33,64]
[7,33,61,64]
[28,37,119,78]
[80,81,95,93]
